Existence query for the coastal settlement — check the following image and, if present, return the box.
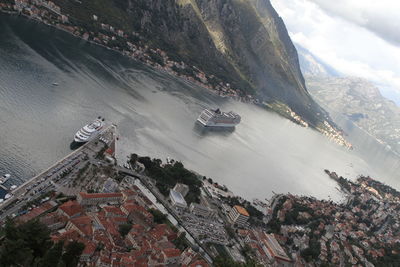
[0,123,399,266]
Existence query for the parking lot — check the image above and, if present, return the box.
[181,213,229,245]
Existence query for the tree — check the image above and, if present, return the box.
[119,223,132,237]
[0,219,53,266]
[129,153,138,165]
[61,241,85,267]
[39,241,64,267]
[214,256,242,267]
[148,208,167,224]
[173,232,188,250]
[20,219,53,259]
[0,238,33,267]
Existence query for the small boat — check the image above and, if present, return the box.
[0,174,10,184]
[10,185,17,190]
[4,193,13,200]
[52,82,59,86]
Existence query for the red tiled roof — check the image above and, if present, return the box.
[70,215,93,236]
[82,241,97,255]
[100,256,112,264]
[96,215,124,239]
[40,212,68,226]
[158,241,175,249]
[132,224,145,232]
[104,206,126,217]
[122,190,136,197]
[59,200,83,217]
[52,229,81,243]
[79,192,122,199]
[163,248,181,258]
[110,217,128,224]
[149,224,170,241]
[94,230,113,250]
[233,205,250,217]
[18,201,57,222]
[122,203,145,213]
[133,258,148,267]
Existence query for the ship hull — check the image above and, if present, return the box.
[70,140,84,150]
[196,119,238,128]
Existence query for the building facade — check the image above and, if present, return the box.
[169,190,187,211]
[229,205,249,226]
[77,192,123,206]
[173,183,189,197]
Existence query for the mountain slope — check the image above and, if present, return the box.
[297,45,400,152]
[52,0,329,126]
[307,76,400,153]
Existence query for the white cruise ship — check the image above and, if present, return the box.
[197,108,241,128]
[74,117,105,143]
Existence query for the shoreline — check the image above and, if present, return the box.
[0,10,352,149]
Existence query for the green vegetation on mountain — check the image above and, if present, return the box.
[50,0,330,126]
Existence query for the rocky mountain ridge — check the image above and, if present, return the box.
[47,0,331,127]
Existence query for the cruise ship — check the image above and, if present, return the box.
[197,108,241,128]
[74,117,105,143]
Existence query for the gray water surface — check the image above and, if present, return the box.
[0,15,399,201]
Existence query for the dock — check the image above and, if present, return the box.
[0,124,117,219]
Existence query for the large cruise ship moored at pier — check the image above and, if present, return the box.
[74,117,105,143]
[196,108,241,128]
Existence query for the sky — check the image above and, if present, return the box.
[270,0,400,103]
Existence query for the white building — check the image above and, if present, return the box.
[229,205,249,226]
[169,190,187,210]
[77,192,122,206]
[173,183,189,197]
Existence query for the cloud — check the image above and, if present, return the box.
[307,0,400,46]
[270,0,400,103]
